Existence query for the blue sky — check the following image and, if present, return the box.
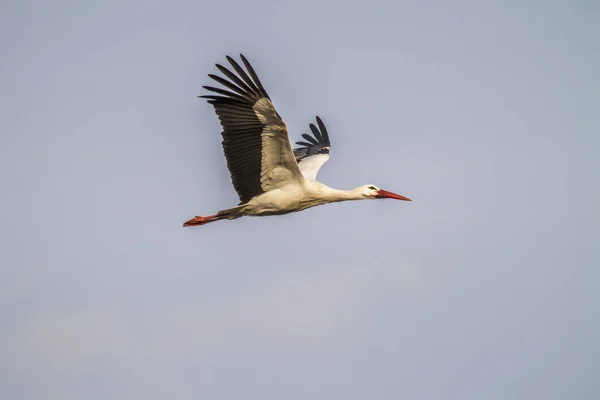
[1,0,599,399]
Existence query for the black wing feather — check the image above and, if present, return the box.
[316,116,330,143]
[206,74,255,103]
[301,134,319,145]
[215,63,256,95]
[293,116,332,162]
[240,54,269,99]
[200,54,271,204]
[309,124,324,143]
[226,56,263,96]
[202,86,249,103]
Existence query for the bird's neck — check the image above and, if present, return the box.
[319,186,364,202]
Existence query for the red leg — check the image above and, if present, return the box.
[182,214,224,227]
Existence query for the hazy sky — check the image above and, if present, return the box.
[1,0,599,399]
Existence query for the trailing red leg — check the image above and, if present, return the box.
[182,214,225,227]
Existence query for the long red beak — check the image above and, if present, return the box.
[376,189,412,201]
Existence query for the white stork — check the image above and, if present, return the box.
[183,54,411,227]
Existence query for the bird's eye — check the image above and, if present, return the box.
[368,186,376,190]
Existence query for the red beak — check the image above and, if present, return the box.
[376,189,412,201]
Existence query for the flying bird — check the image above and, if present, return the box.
[183,54,411,227]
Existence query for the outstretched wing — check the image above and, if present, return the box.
[292,116,331,180]
[200,54,304,204]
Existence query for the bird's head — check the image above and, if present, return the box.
[359,184,412,201]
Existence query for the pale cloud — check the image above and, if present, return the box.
[158,261,419,350]
[1,262,420,398]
